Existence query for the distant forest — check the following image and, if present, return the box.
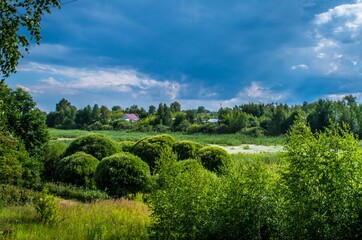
[46,95,362,137]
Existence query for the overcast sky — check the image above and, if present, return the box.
[7,0,362,112]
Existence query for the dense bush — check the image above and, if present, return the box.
[94,153,151,197]
[0,132,26,185]
[282,120,362,239]
[56,152,99,188]
[173,140,203,160]
[63,134,121,160]
[0,184,39,207]
[196,146,233,173]
[42,141,67,181]
[45,182,109,202]
[130,134,176,172]
[119,141,135,152]
[150,157,221,239]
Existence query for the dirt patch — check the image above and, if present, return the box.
[210,144,284,154]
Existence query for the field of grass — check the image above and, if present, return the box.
[0,199,150,240]
[49,129,284,146]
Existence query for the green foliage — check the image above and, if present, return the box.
[63,133,121,160]
[215,161,279,240]
[42,141,67,181]
[197,146,233,173]
[119,140,135,152]
[45,183,109,203]
[130,134,176,171]
[0,184,39,207]
[1,83,49,157]
[33,190,59,224]
[0,0,61,79]
[94,153,151,197]
[21,157,43,188]
[173,140,203,160]
[0,199,150,239]
[56,152,99,188]
[282,119,362,239]
[0,132,24,185]
[150,158,221,239]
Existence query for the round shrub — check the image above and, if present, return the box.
[94,153,150,197]
[56,152,99,188]
[130,134,176,171]
[119,141,135,153]
[197,146,233,173]
[173,140,203,160]
[63,134,121,160]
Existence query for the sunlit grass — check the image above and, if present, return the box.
[49,129,284,146]
[0,199,150,240]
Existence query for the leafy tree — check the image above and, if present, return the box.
[170,101,181,113]
[1,83,48,156]
[148,105,157,115]
[92,104,101,123]
[0,0,61,79]
[156,103,172,126]
[282,119,362,239]
[185,109,197,124]
[75,105,93,129]
[46,98,77,129]
[99,105,111,124]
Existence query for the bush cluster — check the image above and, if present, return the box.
[55,152,99,188]
[173,140,203,160]
[130,134,176,171]
[94,153,151,197]
[196,146,233,173]
[63,134,121,160]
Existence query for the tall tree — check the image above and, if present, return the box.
[0,0,61,79]
[170,101,181,113]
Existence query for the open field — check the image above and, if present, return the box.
[49,129,285,146]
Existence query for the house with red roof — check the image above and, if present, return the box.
[121,113,139,122]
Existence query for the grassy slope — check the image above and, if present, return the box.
[0,199,150,240]
[49,129,284,146]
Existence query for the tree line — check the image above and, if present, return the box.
[47,95,362,137]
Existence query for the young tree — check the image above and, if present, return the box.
[282,119,362,239]
[0,0,61,79]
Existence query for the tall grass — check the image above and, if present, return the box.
[0,199,150,240]
[49,129,284,146]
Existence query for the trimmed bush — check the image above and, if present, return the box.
[63,134,121,160]
[94,153,150,197]
[173,140,203,160]
[42,141,67,181]
[56,152,99,188]
[130,134,176,171]
[119,141,135,153]
[197,146,233,173]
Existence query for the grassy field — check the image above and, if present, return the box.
[49,129,284,146]
[0,199,150,240]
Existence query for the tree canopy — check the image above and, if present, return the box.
[0,0,61,80]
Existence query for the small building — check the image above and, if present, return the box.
[121,113,139,122]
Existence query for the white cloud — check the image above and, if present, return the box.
[19,63,182,101]
[291,64,309,70]
[325,92,362,102]
[286,1,362,76]
[239,81,286,102]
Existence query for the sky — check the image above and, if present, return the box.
[7,0,362,112]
